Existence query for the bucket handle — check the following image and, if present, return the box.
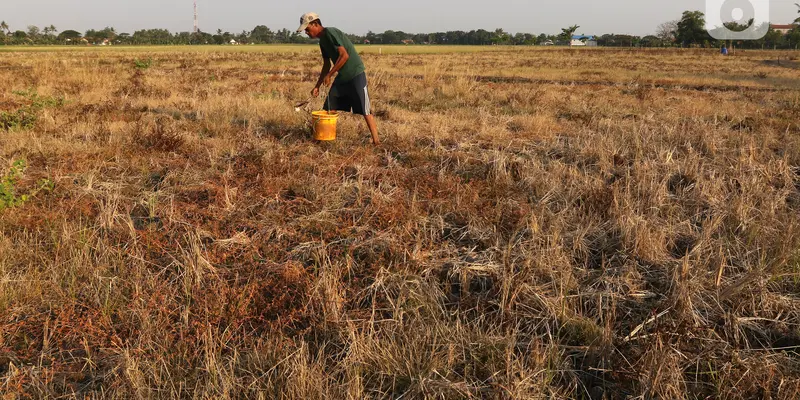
[324,85,331,112]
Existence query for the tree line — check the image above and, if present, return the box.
[0,24,312,46]
[668,8,800,49]
[1,6,798,48]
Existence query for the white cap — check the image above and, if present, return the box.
[297,12,320,33]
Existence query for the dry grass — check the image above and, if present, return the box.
[1,46,800,399]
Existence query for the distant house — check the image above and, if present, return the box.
[229,39,238,45]
[363,39,370,44]
[771,24,798,35]
[401,39,414,45]
[571,34,597,47]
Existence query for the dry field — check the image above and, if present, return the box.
[1,45,800,398]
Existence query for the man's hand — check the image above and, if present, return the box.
[323,74,332,87]
[311,87,320,98]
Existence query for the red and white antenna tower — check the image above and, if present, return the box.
[193,0,198,33]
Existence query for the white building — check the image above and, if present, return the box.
[571,35,597,47]
[771,24,798,35]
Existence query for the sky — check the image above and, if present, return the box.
[1,1,798,36]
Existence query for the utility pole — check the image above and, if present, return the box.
[194,0,198,33]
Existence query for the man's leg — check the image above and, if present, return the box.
[352,73,379,145]
[364,114,379,145]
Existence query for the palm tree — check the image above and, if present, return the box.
[795,3,800,24]
[561,25,580,47]
[41,25,57,43]
[0,21,9,35]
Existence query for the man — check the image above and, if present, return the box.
[297,12,380,145]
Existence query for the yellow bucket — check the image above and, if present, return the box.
[311,111,339,141]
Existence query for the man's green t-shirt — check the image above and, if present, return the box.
[319,27,365,84]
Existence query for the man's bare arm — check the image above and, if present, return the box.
[325,46,349,84]
[315,58,332,89]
